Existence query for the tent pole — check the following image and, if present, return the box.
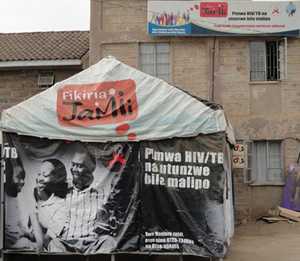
[0,132,3,261]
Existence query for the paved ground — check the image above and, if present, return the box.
[225,221,300,261]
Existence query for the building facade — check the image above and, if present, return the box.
[90,0,300,223]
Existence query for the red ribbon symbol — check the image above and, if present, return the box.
[108,152,127,170]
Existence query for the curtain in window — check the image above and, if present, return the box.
[251,141,283,185]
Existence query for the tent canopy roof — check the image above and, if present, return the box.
[1,57,235,144]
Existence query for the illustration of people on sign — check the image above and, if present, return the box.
[286,2,296,16]
[151,10,190,26]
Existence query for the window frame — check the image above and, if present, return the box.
[138,42,171,82]
[249,38,287,82]
[37,71,55,89]
[244,140,284,186]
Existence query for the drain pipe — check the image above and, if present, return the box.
[210,37,217,102]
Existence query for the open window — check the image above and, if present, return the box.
[249,38,287,81]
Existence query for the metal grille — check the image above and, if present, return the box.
[266,41,278,81]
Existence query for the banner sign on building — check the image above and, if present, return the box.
[3,132,229,257]
[148,1,300,36]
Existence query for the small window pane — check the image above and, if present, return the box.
[157,64,169,74]
[268,151,281,168]
[269,157,281,168]
[140,54,155,65]
[267,169,282,182]
[268,142,281,153]
[268,141,281,168]
[157,53,169,64]
[156,43,170,53]
[140,44,155,54]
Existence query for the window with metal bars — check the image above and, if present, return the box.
[266,41,278,80]
[249,39,287,81]
[139,43,170,82]
[244,140,284,185]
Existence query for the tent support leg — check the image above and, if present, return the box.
[111,254,115,261]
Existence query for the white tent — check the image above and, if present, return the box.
[1,57,234,144]
[0,57,235,258]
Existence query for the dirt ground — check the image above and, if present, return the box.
[225,221,300,261]
[3,222,300,261]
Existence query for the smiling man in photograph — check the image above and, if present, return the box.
[48,146,107,253]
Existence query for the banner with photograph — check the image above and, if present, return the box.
[148,1,300,36]
[3,133,140,254]
[3,132,230,258]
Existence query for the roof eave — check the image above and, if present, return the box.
[0,59,82,69]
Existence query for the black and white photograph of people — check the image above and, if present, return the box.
[48,148,108,253]
[33,159,69,250]
[4,158,40,249]
[5,143,130,253]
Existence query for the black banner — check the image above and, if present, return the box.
[141,134,227,257]
[3,132,230,257]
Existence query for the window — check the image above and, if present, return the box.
[139,43,170,82]
[245,140,284,185]
[249,38,287,81]
[38,72,55,88]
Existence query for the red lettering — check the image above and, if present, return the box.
[57,79,138,127]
